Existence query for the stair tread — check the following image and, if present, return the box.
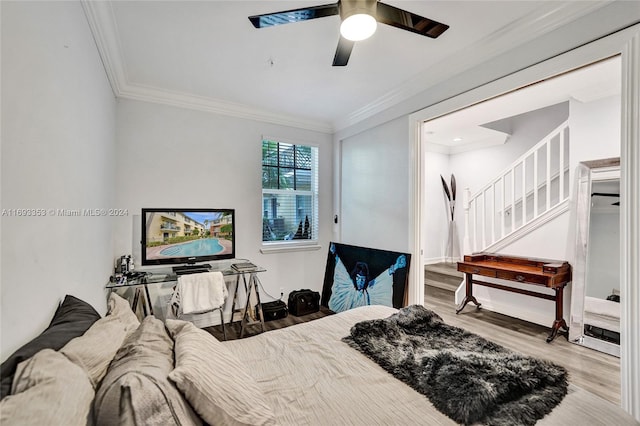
[424,262,463,278]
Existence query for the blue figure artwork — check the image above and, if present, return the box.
[327,242,408,313]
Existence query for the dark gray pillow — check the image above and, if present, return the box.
[0,295,101,400]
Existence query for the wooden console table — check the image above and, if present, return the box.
[456,253,572,343]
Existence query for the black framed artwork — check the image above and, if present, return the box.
[321,242,411,313]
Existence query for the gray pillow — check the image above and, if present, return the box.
[166,319,276,426]
[61,293,140,386]
[0,349,94,426]
[94,316,201,426]
[0,295,101,400]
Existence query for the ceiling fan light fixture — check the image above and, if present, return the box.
[249,0,449,66]
[340,13,377,41]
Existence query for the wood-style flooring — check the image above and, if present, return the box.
[204,306,334,341]
[206,284,621,406]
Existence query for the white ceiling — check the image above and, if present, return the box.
[423,56,621,153]
[84,1,610,132]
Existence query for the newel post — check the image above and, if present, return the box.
[463,188,471,255]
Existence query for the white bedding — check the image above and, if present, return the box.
[223,305,637,425]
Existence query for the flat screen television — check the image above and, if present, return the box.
[141,208,235,267]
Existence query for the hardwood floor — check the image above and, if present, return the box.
[425,285,621,405]
[204,306,334,341]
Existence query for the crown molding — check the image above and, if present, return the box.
[81,0,333,134]
[81,0,127,96]
[119,82,334,133]
[82,1,607,135]
[334,1,609,131]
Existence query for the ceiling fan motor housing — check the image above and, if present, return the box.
[339,0,378,21]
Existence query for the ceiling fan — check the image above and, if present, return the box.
[248,0,449,66]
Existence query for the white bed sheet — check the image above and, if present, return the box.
[223,305,638,426]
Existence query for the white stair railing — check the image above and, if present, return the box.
[463,120,570,253]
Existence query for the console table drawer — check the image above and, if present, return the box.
[458,264,497,277]
[496,270,547,285]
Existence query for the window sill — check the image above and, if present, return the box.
[260,243,323,254]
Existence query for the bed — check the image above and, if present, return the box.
[2,297,636,425]
[223,305,638,425]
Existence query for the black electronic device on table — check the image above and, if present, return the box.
[172,264,212,275]
[125,271,148,279]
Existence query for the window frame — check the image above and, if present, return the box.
[260,136,320,252]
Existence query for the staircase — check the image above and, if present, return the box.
[463,120,570,254]
[425,262,463,293]
[446,121,573,315]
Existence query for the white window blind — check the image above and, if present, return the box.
[262,139,318,243]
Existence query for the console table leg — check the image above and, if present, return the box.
[456,273,482,314]
[547,319,569,343]
[547,287,569,343]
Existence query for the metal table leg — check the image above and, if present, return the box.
[240,272,266,338]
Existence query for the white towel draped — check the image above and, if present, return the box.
[173,271,228,315]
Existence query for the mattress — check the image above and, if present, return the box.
[223,305,637,425]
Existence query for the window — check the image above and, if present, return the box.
[262,139,318,244]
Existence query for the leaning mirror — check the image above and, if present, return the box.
[569,157,620,357]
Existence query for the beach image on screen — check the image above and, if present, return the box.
[144,211,233,260]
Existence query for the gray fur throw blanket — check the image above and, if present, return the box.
[343,305,568,425]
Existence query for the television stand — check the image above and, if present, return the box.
[173,264,212,275]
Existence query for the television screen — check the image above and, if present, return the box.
[141,208,235,266]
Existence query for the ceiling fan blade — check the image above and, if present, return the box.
[376,2,449,38]
[249,3,339,28]
[333,36,355,66]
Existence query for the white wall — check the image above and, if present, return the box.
[113,99,334,317]
[423,151,450,263]
[1,2,116,361]
[569,95,621,173]
[340,116,409,254]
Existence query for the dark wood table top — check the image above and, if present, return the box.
[458,252,571,288]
